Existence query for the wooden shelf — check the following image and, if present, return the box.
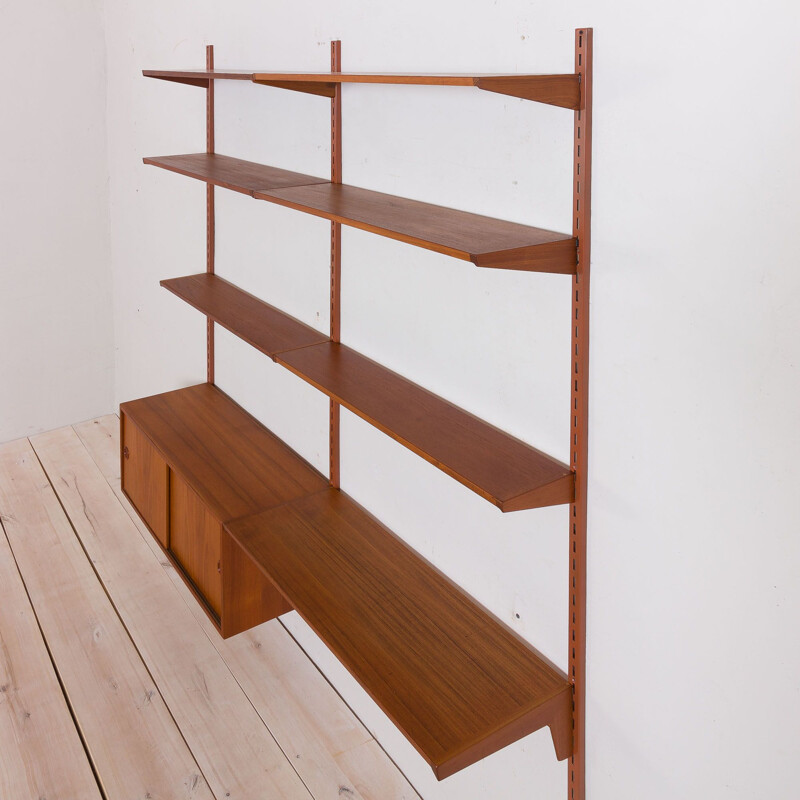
[143,69,580,108]
[157,275,570,509]
[143,153,329,196]
[120,383,328,524]
[160,274,330,359]
[144,154,576,274]
[276,342,573,511]
[256,182,576,273]
[226,488,573,779]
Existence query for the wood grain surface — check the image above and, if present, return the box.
[227,488,573,779]
[255,182,576,274]
[121,411,169,545]
[120,383,328,523]
[161,273,330,360]
[145,153,575,273]
[0,520,102,800]
[276,342,574,511]
[143,153,329,196]
[0,438,216,800]
[169,471,223,616]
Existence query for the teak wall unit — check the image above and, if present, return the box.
[125,29,591,797]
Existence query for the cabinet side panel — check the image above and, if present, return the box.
[220,530,293,638]
[121,412,169,546]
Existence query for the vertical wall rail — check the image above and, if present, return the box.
[329,40,342,488]
[206,44,216,384]
[568,26,592,800]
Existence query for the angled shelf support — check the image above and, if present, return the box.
[253,78,337,97]
[475,74,580,107]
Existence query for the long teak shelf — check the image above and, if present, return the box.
[144,153,576,274]
[160,274,330,359]
[160,274,573,511]
[226,488,573,779]
[144,69,580,108]
[277,342,574,511]
[143,153,328,196]
[256,182,576,273]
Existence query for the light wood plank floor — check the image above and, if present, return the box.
[0,416,420,800]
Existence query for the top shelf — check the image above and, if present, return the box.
[143,70,581,109]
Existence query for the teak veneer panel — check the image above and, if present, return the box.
[119,383,327,523]
[276,342,574,511]
[121,415,169,545]
[169,472,223,617]
[143,153,329,196]
[227,489,573,779]
[161,274,330,359]
[256,182,577,274]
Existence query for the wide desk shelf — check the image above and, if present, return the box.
[161,273,574,511]
[144,69,581,108]
[226,488,573,779]
[144,153,577,274]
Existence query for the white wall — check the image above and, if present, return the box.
[103,2,800,799]
[0,0,113,443]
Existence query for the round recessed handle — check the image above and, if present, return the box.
[123,446,130,459]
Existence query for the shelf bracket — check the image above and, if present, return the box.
[253,79,337,97]
[476,74,581,109]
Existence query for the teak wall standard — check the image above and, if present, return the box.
[127,29,592,796]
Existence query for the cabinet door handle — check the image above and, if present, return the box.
[217,561,221,573]
[123,446,130,459]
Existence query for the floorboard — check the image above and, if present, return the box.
[74,414,420,800]
[0,437,216,800]
[0,519,101,800]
